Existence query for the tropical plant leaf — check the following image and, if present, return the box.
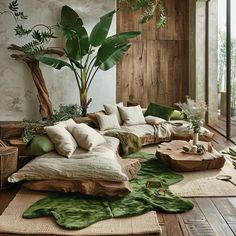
[66,27,89,60]
[36,56,72,70]
[58,5,83,39]
[89,10,115,47]
[95,43,132,71]
[102,31,140,46]
[68,56,84,69]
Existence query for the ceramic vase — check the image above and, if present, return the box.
[192,132,199,146]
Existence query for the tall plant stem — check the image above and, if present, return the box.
[87,67,99,90]
[85,56,97,86]
[64,50,81,91]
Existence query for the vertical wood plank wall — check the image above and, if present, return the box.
[116,0,189,107]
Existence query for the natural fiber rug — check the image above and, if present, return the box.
[142,145,236,197]
[0,189,161,235]
[170,158,236,197]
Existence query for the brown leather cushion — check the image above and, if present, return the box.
[23,179,131,197]
[22,158,141,197]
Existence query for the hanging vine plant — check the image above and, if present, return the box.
[119,0,167,28]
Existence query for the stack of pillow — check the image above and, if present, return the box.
[89,101,182,131]
[44,118,106,158]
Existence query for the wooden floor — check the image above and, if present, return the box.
[0,127,236,236]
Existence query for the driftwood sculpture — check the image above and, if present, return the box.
[8,44,64,119]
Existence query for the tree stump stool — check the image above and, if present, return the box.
[156,140,225,172]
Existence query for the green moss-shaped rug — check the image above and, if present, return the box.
[23,152,194,230]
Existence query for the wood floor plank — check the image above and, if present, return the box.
[162,213,184,236]
[177,215,190,236]
[0,186,19,214]
[212,198,236,223]
[178,198,215,236]
[180,198,206,224]
[196,198,234,236]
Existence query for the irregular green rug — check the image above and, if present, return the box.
[23,152,194,230]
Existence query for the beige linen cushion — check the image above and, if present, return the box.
[8,145,128,183]
[104,103,123,125]
[69,123,106,150]
[145,116,166,125]
[44,125,77,158]
[118,105,146,126]
[55,118,76,128]
[96,113,121,131]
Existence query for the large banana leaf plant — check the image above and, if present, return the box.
[37,5,140,115]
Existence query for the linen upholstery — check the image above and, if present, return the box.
[104,103,123,125]
[145,116,166,125]
[69,123,106,151]
[96,113,121,131]
[44,125,77,158]
[118,105,146,126]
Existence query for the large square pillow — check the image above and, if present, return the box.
[104,103,123,125]
[144,102,175,121]
[118,105,146,126]
[69,123,106,151]
[96,113,121,131]
[44,125,77,158]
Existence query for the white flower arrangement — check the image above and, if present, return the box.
[176,98,207,133]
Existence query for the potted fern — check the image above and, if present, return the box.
[37,6,140,116]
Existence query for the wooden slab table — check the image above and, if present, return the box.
[156,140,226,172]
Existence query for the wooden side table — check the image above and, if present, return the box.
[156,140,225,172]
[0,141,18,189]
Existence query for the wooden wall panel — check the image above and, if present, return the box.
[116,0,189,107]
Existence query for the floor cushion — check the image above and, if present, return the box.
[8,137,128,183]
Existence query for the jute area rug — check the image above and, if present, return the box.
[142,145,236,197]
[0,189,161,235]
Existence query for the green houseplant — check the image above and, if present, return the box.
[37,6,140,115]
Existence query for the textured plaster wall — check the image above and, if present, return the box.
[0,0,116,121]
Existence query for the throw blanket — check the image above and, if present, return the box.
[23,152,194,230]
[104,130,141,155]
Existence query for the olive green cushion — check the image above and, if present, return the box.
[26,135,55,156]
[144,102,174,121]
[170,110,184,120]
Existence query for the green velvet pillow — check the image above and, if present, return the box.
[170,110,184,120]
[144,102,174,121]
[26,135,55,156]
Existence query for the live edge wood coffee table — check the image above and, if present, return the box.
[156,140,225,172]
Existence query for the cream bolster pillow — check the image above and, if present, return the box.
[118,105,146,126]
[68,123,106,151]
[8,150,128,183]
[145,116,166,125]
[104,103,123,125]
[44,125,77,158]
[96,113,121,131]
